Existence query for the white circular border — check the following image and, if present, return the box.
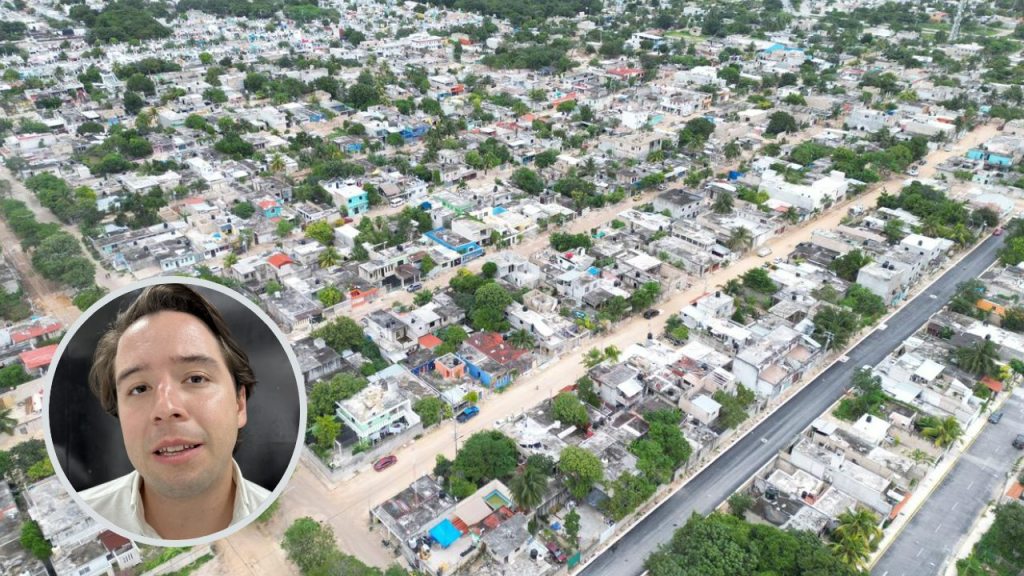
[42,276,308,547]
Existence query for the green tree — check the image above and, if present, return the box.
[471,283,512,332]
[553,392,590,428]
[305,220,335,246]
[812,305,860,350]
[509,464,547,511]
[559,446,603,500]
[727,492,754,518]
[956,339,999,377]
[565,508,581,548]
[921,415,962,447]
[0,407,16,436]
[413,396,451,427]
[0,365,31,389]
[765,111,798,135]
[312,317,366,353]
[282,517,341,575]
[420,254,436,276]
[318,246,341,269]
[741,268,777,294]
[453,431,519,485]
[313,415,341,453]
[582,347,605,368]
[726,227,753,252]
[275,219,295,239]
[308,373,368,419]
[830,249,872,282]
[20,520,51,560]
[883,218,906,244]
[511,167,545,195]
[318,286,343,307]
[509,329,535,350]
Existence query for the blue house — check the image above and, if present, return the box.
[258,199,282,218]
[425,228,484,261]
[455,332,532,389]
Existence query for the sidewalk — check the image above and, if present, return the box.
[867,387,1016,571]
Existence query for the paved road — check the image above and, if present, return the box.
[580,233,1005,576]
[872,388,1024,576]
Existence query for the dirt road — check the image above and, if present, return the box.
[194,122,1002,573]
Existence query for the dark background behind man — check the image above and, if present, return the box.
[50,284,301,492]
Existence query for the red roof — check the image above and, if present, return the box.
[888,491,912,520]
[981,376,1004,393]
[10,321,62,345]
[19,344,58,371]
[258,199,278,209]
[267,253,293,268]
[467,332,527,365]
[551,93,578,107]
[182,197,205,205]
[98,530,131,552]
[608,67,643,77]
[458,38,472,46]
[1008,482,1023,500]
[419,334,443,349]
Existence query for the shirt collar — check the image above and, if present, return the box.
[129,460,247,538]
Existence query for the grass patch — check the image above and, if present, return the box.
[141,547,189,572]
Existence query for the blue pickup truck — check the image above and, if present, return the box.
[456,405,480,423]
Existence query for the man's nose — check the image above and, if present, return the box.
[152,378,187,421]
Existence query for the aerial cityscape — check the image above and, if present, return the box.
[0,0,1023,574]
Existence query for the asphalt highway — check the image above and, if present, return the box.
[580,233,1005,576]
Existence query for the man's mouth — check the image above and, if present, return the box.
[154,444,200,455]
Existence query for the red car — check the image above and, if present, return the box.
[546,541,567,563]
[373,455,398,471]
[993,228,1003,236]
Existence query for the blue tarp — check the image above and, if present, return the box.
[430,519,461,549]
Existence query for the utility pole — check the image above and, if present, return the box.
[949,0,968,43]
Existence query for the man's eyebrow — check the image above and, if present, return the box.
[115,354,222,387]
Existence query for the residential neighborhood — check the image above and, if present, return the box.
[0,0,1022,574]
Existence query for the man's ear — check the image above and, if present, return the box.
[236,386,248,429]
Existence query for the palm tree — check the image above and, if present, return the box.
[955,339,998,377]
[509,465,547,511]
[0,408,17,436]
[833,508,883,551]
[269,153,285,173]
[921,415,962,448]
[784,206,800,224]
[223,252,238,268]
[723,278,743,296]
[318,246,341,269]
[726,226,754,252]
[509,329,535,350]
[712,191,734,215]
[830,534,871,571]
[582,347,605,369]
[603,345,621,363]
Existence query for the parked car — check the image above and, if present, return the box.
[406,282,423,292]
[993,228,1003,236]
[456,405,480,423]
[373,455,398,471]
[988,411,1004,424]
[642,309,661,319]
[1014,434,1024,449]
[756,246,773,257]
[546,541,568,564]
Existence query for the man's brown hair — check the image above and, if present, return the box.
[89,283,257,417]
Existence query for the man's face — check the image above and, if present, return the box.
[113,310,247,500]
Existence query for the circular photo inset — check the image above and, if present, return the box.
[44,277,306,546]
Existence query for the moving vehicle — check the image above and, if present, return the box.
[988,411,1004,424]
[406,282,423,292]
[1014,434,1024,449]
[390,197,405,208]
[756,246,772,257]
[456,405,480,423]
[546,541,568,564]
[993,228,1003,236]
[642,309,661,319]
[374,455,398,471]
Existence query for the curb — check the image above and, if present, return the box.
[572,228,997,574]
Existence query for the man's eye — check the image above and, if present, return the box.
[187,375,209,384]
[128,385,147,396]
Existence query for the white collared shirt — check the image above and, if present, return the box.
[80,460,271,539]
